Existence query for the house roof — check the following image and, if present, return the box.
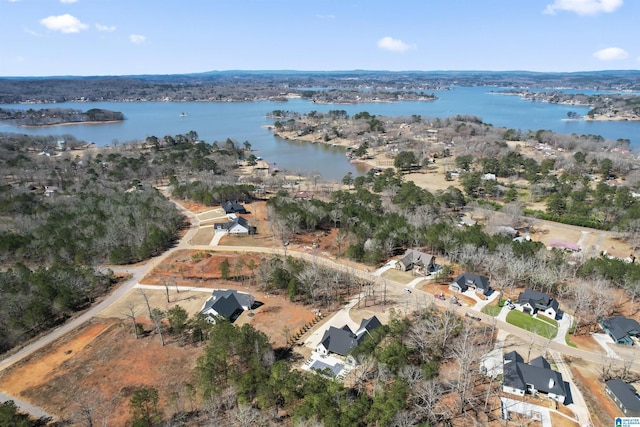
[602,316,640,341]
[214,216,249,230]
[221,200,246,213]
[504,351,524,364]
[200,290,255,321]
[212,289,254,309]
[210,293,243,319]
[452,273,490,293]
[319,316,382,356]
[503,351,566,398]
[356,316,382,339]
[518,289,558,312]
[398,249,434,268]
[606,378,640,412]
[319,326,358,356]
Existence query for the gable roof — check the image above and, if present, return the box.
[215,216,249,231]
[606,378,640,412]
[503,351,566,398]
[319,326,358,356]
[504,351,524,364]
[200,290,254,321]
[221,200,246,213]
[518,289,558,311]
[398,249,434,267]
[213,292,242,319]
[602,316,640,341]
[319,316,382,356]
[452,273,490,292]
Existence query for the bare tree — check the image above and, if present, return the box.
[150,308,166,346]
[124,301,140,339]
[412,379,444,425]
[137,288,153,320]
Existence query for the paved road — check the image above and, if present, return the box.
[0,197,633,420]
[0,392,53,421]
[0,199,202,418]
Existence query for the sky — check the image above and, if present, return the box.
[0,0,639,76]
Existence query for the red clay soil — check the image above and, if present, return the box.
[0,319,204,425]
[571,363,618,426]
[140,249,319,349]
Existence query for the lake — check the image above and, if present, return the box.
[1,86,639,180]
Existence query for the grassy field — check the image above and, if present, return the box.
[482,304,502,317]
[506,309,558,339]
[380,268,417,285]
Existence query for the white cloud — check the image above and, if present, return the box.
[129,34,147,44]
[40,14,88,33]
[60,0,78,3]
[544,0,623,15]
[95,23,116,32]
[593,47,629,60]
[377,36,415,53]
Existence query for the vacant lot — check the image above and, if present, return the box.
[0,319,203,425]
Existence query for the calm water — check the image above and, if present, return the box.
[1,86,638,180]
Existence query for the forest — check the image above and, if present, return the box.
[0,130,247,354]
[0,107,124,126]
[4,110,640,424]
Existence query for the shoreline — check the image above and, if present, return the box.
[17,120,124,128]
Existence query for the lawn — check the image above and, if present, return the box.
[380,268,418,285]
[481,304,502,317]
[506,309,558,339]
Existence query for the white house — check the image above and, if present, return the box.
[200,289,255,323]
[517,289,559,320]
[214,216,251,234]
[502,351,567,404]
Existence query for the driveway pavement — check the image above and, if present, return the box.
[549,351,593,427]
[303,296,360,350]
[500,397,552,427]
[591,332,621,359]
[553,312,573,345]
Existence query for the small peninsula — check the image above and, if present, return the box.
[494,90,640,121]
[0,107,125,127]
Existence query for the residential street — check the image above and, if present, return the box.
[0,197,635,422]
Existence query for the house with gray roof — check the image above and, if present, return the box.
[200,289,255,323]
[517,288,560,320]
[600,316,640,346]
[395,249,436,273]
[605,378,640,417]
[316,316,382,359]
[502,351,567,404]
[449,273,491,296]
[221,200,247,214]
[214,216,252,234]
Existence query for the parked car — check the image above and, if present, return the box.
[404,288,412,293]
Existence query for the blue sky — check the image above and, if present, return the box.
[0,0,638,76]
